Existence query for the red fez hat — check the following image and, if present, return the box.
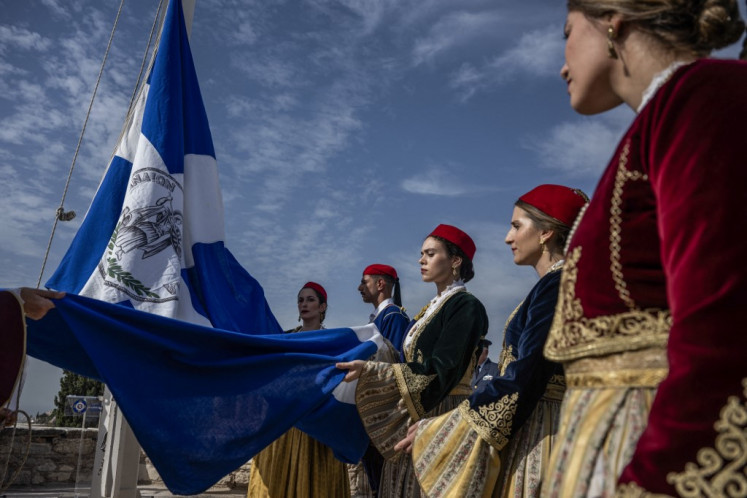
[518,184,588,226]
[302,281,327,301]
[429,224,476,260]
[363,264,398,280]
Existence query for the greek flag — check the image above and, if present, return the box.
[24,0,383,493]
[26,295,382,495]
[46,0,279,333]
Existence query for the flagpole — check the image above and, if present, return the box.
[182,0,195,39]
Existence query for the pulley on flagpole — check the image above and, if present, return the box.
[36,0,169,289]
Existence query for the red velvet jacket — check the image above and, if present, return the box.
[548,59,747,496]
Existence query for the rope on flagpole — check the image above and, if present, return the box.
[125,0,166,126]
[0,404,32,492]
[109,0,167,166]
[36,0,128,289]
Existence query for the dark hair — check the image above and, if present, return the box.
[430,235,475,283]
[375,274,402,307]
[299,286,327,322]
[568,0,745,57]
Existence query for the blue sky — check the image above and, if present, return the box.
[2,0,741,416]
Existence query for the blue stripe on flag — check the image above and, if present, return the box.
[46,156,133,293]
[182,243,282,334]
[142,0,214,175]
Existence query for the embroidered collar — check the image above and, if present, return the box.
[413,280,466,322]
[403,281,466,356]
[638,60,689,113]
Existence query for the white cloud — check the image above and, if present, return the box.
[524,106,634,177]
[0,25,52,53]
[450,25,563,100]
[412,10,503,66]
[401,166,498,196]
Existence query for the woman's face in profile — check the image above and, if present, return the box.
[298,288,325,321]
[505,206,543,267]
[419,237,454,284]
[561,11,623,115]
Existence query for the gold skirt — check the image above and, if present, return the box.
[378,395,467,498]
[247,427,351,498]
[541,349,666,498]
[411,387,562,498]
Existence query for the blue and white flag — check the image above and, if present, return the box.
[24,293,384,495]
[47,0,279,333]
[24,0,386,493]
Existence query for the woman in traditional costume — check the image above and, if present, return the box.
[540,1,747,496]
[337,224,489,498]
[394,185,588,497]
[248,281,351,498]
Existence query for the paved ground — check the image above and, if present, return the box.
[1,483,247,497]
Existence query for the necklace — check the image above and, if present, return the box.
[548,259,565,273]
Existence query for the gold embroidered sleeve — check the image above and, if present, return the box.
[459,395,519,451]
[355,361,413,459]
[412,408,501,498]
[665,378,747,498]
[392,363,437,420]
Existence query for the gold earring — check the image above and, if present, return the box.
[539,238,546,254]
[607,26,618,59]
[452,266,458,279]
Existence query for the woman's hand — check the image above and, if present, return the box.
[394,420,421,454]
[20,288,65,320]
[335,360,366,382]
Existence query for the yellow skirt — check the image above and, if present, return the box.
[411,396,561,498]
[540,387,656,498]
[247,427,351,498]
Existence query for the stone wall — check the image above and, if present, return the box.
[0,426,97,486]
[1,426,251,489]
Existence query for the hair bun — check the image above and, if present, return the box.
[696,0,745,50]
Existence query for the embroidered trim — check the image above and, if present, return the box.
[404,287,467,362]
[392,363,437,419]
[566,368,668,388]
[542,374,566,402]
[666,378,747,497]
[497,345,516,377]
[458,394,518,451]
[496,301,523,376]
[415,349,424,364]
[544,247,672,362]
[610,141,649,310]
[615,482,673,497]
[565,202,589,254]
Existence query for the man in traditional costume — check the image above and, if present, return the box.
[351,264,411,497]
[358,264,410,355]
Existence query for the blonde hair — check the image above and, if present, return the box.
[515,200,571,254]
[568,0,746,57]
